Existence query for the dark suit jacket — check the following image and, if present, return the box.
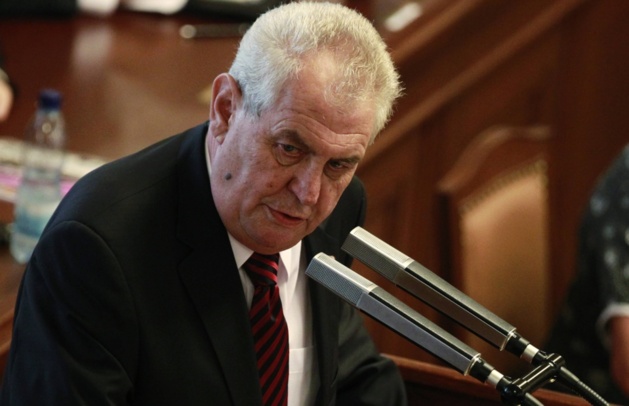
[0,123,406,405]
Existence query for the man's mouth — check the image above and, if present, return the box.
[267,206,307,226]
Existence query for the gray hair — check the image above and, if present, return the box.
[228,1,402,142]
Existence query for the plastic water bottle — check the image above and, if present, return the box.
[10,89,66,264]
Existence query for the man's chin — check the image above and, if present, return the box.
[264,236,304,253]
[241,230,303,254]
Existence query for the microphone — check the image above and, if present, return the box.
[340,227,610,406]
[306,253,543,406]
[341,226,538,362]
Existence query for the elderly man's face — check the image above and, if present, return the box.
[207,63,375,254]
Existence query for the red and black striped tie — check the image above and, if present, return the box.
[244,252,289,406]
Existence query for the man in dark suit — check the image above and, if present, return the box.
[0,2,406,405]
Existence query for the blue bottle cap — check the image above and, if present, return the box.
[38,89,62,110]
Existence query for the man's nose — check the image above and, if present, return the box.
[289,163,322,206]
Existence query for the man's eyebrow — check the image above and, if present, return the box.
[275,130,309,150]
[334,156,361,165]
[275,130,363,163]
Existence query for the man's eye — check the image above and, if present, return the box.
[325,160,356,179]
[328,161,354,171]
[328,161,346,170]
[274,143,303,165]
[280,144,300,155]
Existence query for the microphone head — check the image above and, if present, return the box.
[342,227,412,280]
[305,253,376,306]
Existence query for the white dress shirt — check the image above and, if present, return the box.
[205,136,318,405]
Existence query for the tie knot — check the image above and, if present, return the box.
[244,252,280,287]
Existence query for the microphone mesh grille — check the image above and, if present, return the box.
[306,260,363,306]
[342,233,400,280]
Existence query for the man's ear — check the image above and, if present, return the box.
[209,73,242,143]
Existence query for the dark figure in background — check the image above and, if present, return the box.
[0,2,406,405]
[545,145,629,405]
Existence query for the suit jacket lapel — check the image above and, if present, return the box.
[174,124,262,405]
[305,227,344,406]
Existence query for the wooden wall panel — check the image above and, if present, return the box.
[354,0,629,375]
[549,0,629,308]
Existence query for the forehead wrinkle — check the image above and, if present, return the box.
[273,85,367,134]
[275,109,368,140]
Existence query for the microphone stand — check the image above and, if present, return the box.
[503,352,608,406]
[339,227,610,405]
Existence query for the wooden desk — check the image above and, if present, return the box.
[0,12,239,160]
[0,10,241,380]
